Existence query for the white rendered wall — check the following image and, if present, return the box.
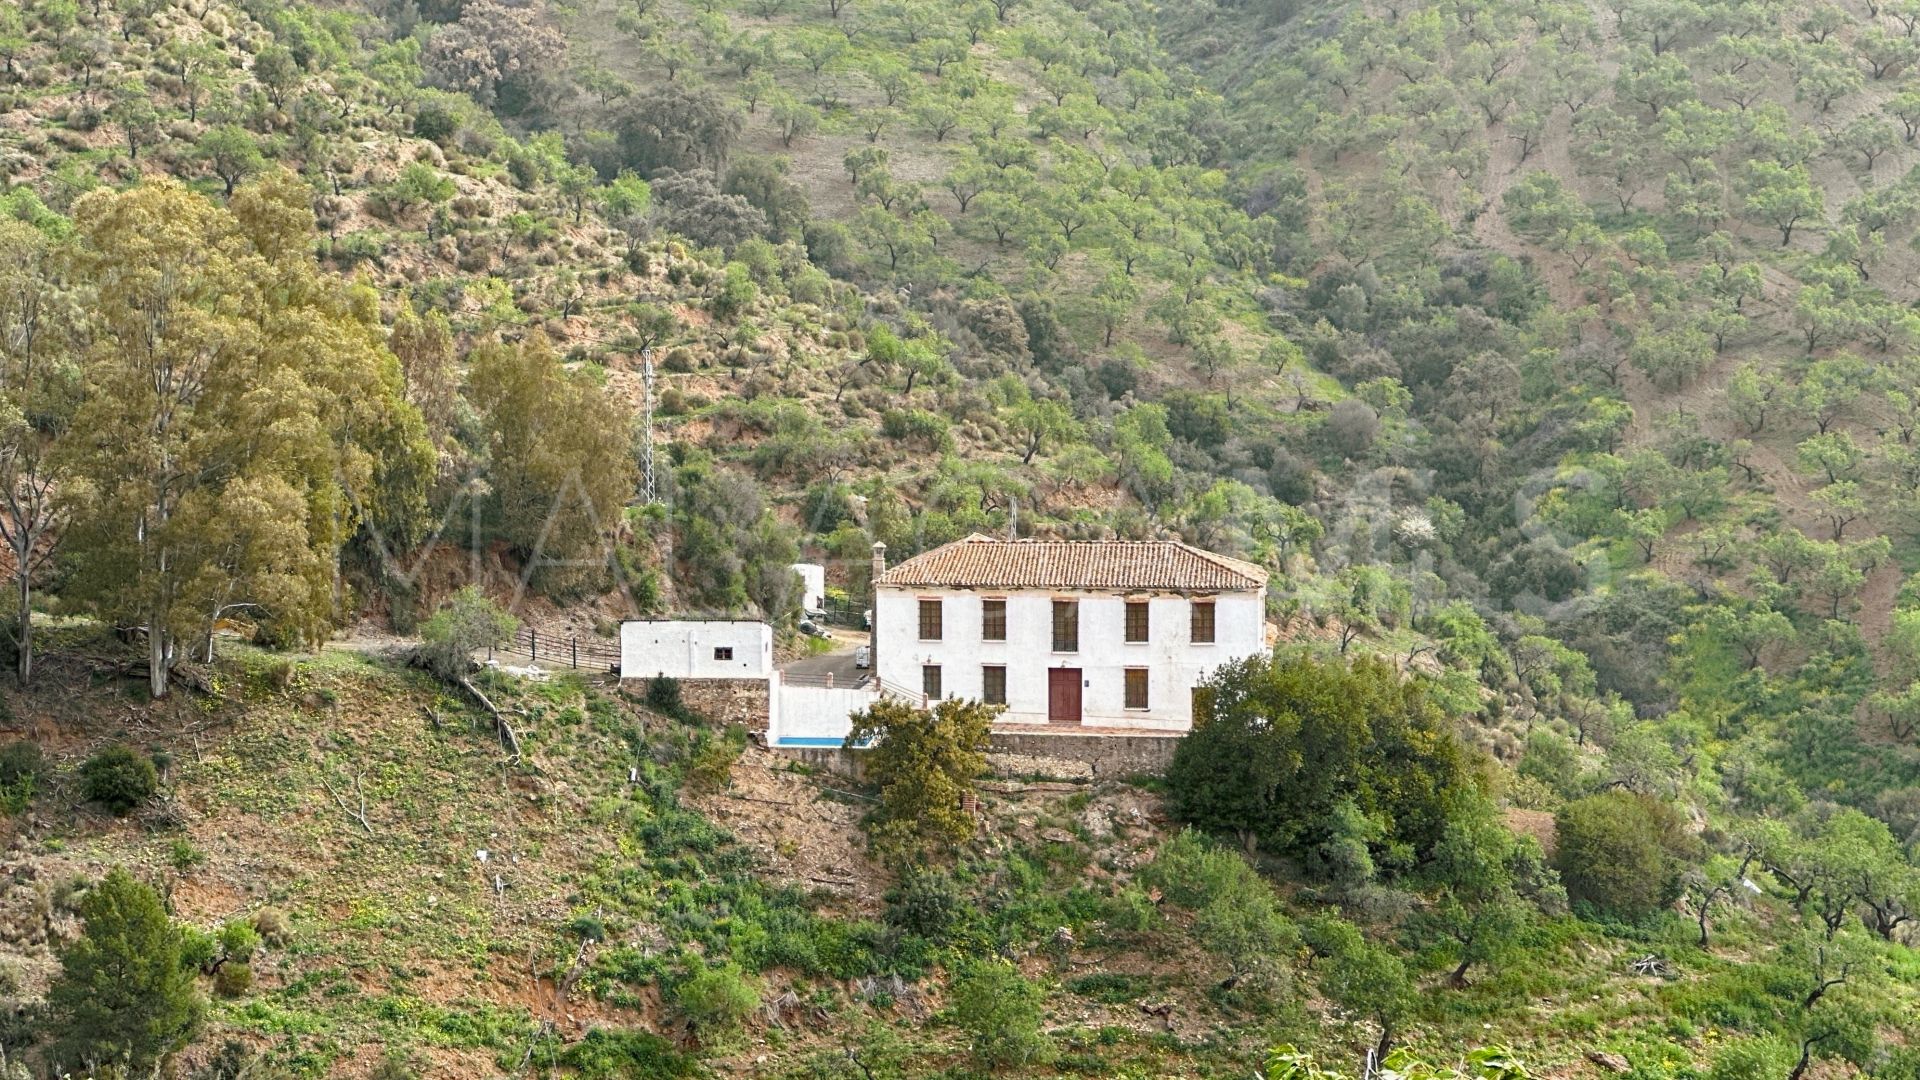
[769,676,878,743]
[619,621,773,679]
[872,588,1264,731]
[791,563,827,613]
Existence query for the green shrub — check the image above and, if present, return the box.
[1102,885,1158,935]
[879,407,952,450]
[645,675,688,719]
[212,961,252,998]
[218,921,261,964]
[1067,971,1149,1004]
[0,740,45,788]
[79,746,159,815]
[948,959,1052,1069]
[560,1028,698,1079]
[169,840,205,871]
[412,100,460,145]
[1552,791,1693,920]
[1707,1036,1796,1080]
[251,908,291,947]
[0,739,39,815]
[672,962,759,1043]
[179,926,217,974]
[885,870,965,943]
[684,727,744,793]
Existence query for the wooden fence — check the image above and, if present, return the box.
[487,628,622,672]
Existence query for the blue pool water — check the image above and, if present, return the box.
[775,736,849,747]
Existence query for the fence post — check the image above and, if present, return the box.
[571,636,578,669]
[529,629,537,664]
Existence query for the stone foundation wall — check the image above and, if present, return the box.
[986,731,1180,780]
[769,730,1181,783]
[678,678,771,733]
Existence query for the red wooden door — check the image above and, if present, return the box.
[1048,668,1081,724]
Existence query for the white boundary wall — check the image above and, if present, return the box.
[768,674,878,744]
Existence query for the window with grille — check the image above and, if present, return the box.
[918,598,943,641]
[1124,601,1149,643]
[1125,668,1149,710]
[982,665,1006,705]
[1051,600,1079,652]
[713,647,733,661]
[1191,600,1216,644]
[922,664,942,700]
[981,598,1006,641]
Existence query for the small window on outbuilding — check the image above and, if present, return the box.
[714,647,734,661]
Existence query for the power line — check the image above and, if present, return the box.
[640,346,658,505]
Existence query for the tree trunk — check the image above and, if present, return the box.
[149,619,169,699]
[14,564,28,687]
[1448,956,1473,988]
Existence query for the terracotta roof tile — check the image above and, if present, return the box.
[875,534,1268,593]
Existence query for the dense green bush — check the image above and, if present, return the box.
[0,740,42,815]
[884,870,966,943]
[1168,655,1473,871]
[212,961,252,998]
[948,959,1052,1069]
[79,746,159,815]
[559,1028,698,1080]
[1552,791,1694,921]
[671,961,759,1042]
[0,740,44,788]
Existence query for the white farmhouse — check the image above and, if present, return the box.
[619,620,773,680]
[870,535,1268,732]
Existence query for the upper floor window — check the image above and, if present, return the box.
[1191,600,1216,644]
[981,598,1007,641]
[1052,600,1079,652]
[1125,601,1150,643]
[918,598,943,641]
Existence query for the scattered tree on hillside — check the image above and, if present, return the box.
[44,868,204,1074]
[848,697,994,859]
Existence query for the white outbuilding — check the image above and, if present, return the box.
[618,620,773,680]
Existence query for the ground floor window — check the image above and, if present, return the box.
[1124,668,1149,710]
[922,664,942,700]
[982,664,1006,705]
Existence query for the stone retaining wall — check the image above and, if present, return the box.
[679,678,771,733]
[770,730,1181,783]
[986,731,1180,780]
